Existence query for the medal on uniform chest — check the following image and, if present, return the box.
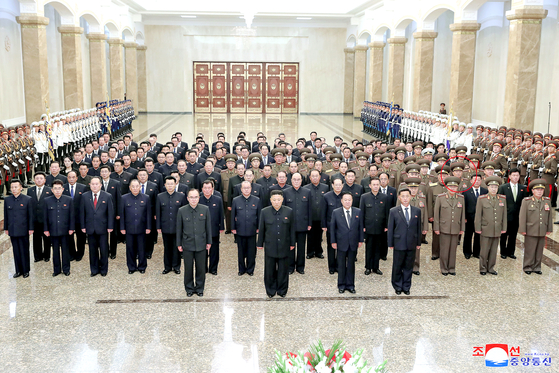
[457,202,462,208]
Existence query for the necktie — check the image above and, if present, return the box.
[104,181,108,190]
[346,210,351,228]
[475,189,479,198]
[70,185,74,198]
[512,184,517,201]
[405,207,410,225]
[382,188,386,194]
[37,187,41,200]
[141,184,145,194]
[94,194,98,209]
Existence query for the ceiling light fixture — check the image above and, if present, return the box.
[297,17,312,20]
[181,15,197,18]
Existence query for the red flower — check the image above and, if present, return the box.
[285,352,297,366]
[304,352,315,366]
[342,351,352,363]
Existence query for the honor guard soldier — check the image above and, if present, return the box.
[519,179,554,275]
[542,141,557,198]
[474,176,507,275]
[433,176,465,276]
[529,138,545,184]
[488,140,507,179]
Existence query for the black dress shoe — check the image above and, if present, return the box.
[110,255,116,260]
[13,272,22,278]
[64,272,70,276]
[373,269,383,275]
[187,292,193,297]
[480,272,486,275]
[464,254,471,259]
[413,271,420,276]
[297,270,305,275]
[501,255,507,259]
[225,230,231,234]
[174,270,181,274]
[472,255,480,259]
[34,259,41,263]
[534,271,542,275]
[348,289,356,294]
[278,293,286,298]
[395,290,402,295]
[289,270,294,275]
[431,256,439,260]
[139,270,145,274]
[317,254,325,259]
[196,292,203,297]
[339,289,345,293]
[554,221,559,225]
[90,273,98,277]
[268,294,274,298]
[146,255,152,259]
[442,273,448,276]
[329,271,335,275]
[364,269,372,275]
[525,270,532,275]
[211,271,217,275]
[75,258,82,262]
[509,255,517,259]
[248,272,254,276]
[489,271,498,275]
[44,258,50,262]
[422,239,428,244]
[101,273,107,277]
[306,255,314,259]
[449,272,456,276]
[238,272,245,276]
[52,272,60,277]
[23,273,29,278]
[380,257,387,261]
[403,290,410,295]
[162,270,170,274]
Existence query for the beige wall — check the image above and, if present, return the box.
[535,16,559,133]
[45,5,65,113]
[431,11,453,113]
[144,25,346,113]
[0,17,25,123]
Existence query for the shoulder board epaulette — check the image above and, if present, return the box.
[479,195,489,199]
[430,183,438,187]
[499,194,506,198]
[524,196,532,200]
[438,193,446,196]
[457,194,464,198]
[418,195,426,199]
[544,197,551,200]
[499,153,505,157]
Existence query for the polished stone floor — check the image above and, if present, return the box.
[1,113,558,372]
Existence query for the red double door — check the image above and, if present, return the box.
[194,62,299,113]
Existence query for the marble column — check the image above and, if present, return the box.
[86,32,107,105]
[412,32,437,112]
[448,22,481,123]
[58,26,84,110]
[503,8,547,132]
[16,15,49,122]
[107,38,124,100]
[367,41,385,102]
[387,37,407,106]
[353,45,368,117]
[124,42,138,107]
[343,48,355,114]
[137,45,148,112]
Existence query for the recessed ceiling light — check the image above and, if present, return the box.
[181,15,197,18]
[297,17,312,20]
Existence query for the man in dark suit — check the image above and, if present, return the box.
[322,178,344,274]
[4,179,34,278]
[43,180,74,277]
[498,168,528,259]
[463,174,487,259]
[199,179,225,275]
[257,190,296,298]
[387,188,422,295]
[304,169,328,259]
[159,153,179,176]
[80,177,115,277]
[144,159,164,192]
[176,189,212,297]
[197,160,222,191]
[186,150,203,175]
[283,173,311,274]
[27,171,52,262]
[231,181,261,276]
[137,169,159,259]
[379,172,397,261]
[231,169,262,200]
[119,179,152,274]
[170,171,190,194]
[45,161,68,186]
[156,176,187,275]
[111,159,133,195]
[227,163,246,207]
[100,166,122,259]
[63,171,87,261]
[330,192,364,293]
[360,177,390,276]
[255,165,276,208]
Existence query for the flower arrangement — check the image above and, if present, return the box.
[268,339,388,373]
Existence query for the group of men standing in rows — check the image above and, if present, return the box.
[2,122,554,297]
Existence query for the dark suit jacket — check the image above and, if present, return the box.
[101,178,122,216]
[231,194,261,236]
[111,171,133,195]
[257,205,296,258]
[359,192,390,235]
[259,154,275,168]
[498,183,528,221]
[155,191,187,234]
[80,191,115,234]
[27,185,52,224]
[464,187,488,220]
[63,183,87,228]
[147,171,164,192]
[283,186,312,232]
[43,195,75,236]
[159,163,178,177]
[197,171,222,193]
[176,204,212,251]
[45,173,67,187]
[382,186,397,209]
[140,181,159,215]
[387,205,422,250]
[322,191,343,228]
[199,194,225,236]
[119,193,152,233]
[330,207,364,251]
[4,194,33,236]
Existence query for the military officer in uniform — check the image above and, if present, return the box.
[519,179,554,275]
[221,154,238,233]
[257,190,296,298]
[434,176,465,276]
[4,179,34,278]
[43,180,74,277]
[474,176,507,275]
[427,165,450,260]
[542,141,557,199]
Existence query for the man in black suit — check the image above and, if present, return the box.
[231,181,261,276]
[197,160,222,193]
[159,153,178,177]
[498,168,528,259]
[137,168,159,259]
[387,188,422,295]
[27,172,52,262]
[255,165,276,207]
[4,179,34,278]
[171,136,186,160]
[283,173,312,274]
[360,177,390,276]
[45,161,68,187]
[121,155,139,178]
[322,178,344,274]
[378,172,397,261]
[463,174,487,259]
[186,150,203,176]
[175,132,189,151]
[170,171,190,194]
[80,177,115,276]
[259,145,275,168]
[43,180,75,277]
[100,166,122,259]
[199,179,225,275]
[145,158,164,192]
[330,192,364,293]
[177,189,212,297]
[63,171,87,261]
[257,190,296,298]
[304,169,328,259]
[119,179,152,274]
[111,160,133,195]
[227,163,245,207]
